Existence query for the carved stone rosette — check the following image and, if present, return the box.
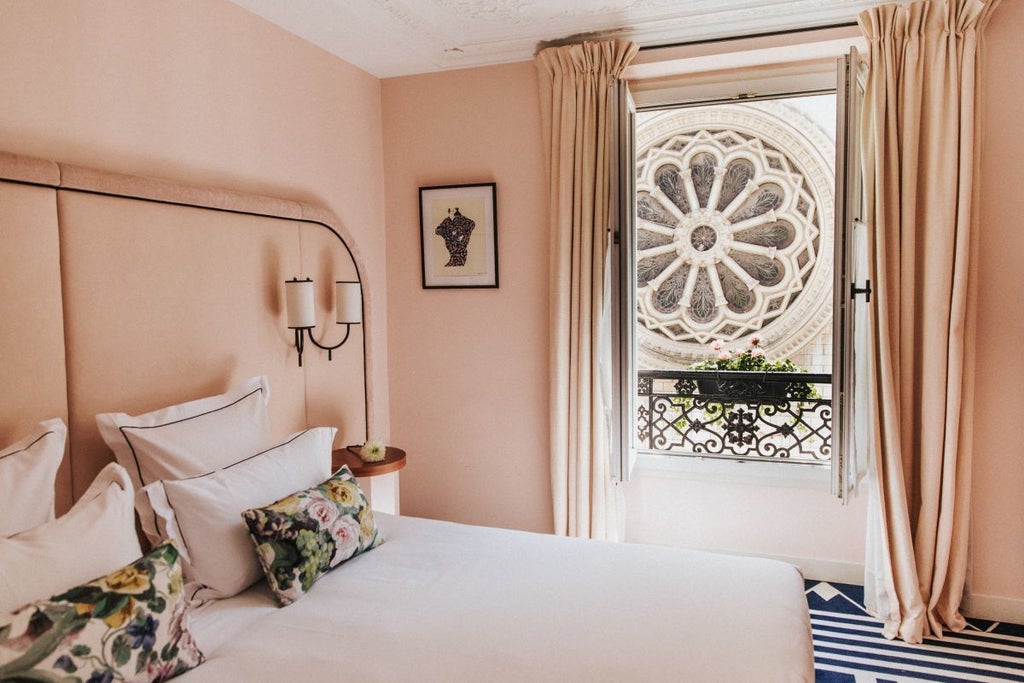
[635,101,835,370]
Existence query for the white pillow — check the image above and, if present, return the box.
[0,462,142,614]
[139,427,335,602]
[0,418,67,537]
[96,376,272,545]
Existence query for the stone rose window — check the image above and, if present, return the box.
[635,101,835,369]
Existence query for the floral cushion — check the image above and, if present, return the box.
[0,541,204,683]
[242,465,383,606]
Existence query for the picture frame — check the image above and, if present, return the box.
[419,182,498,289]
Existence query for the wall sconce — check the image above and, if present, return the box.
[285,278,362,367]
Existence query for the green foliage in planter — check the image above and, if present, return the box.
[672,336,821,432]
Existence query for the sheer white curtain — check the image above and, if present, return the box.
[535,40,636,539]
[859,0,1000,643]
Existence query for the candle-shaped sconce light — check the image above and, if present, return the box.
[335,281,362,325]
[285,278,316,329]
[285,277,362,367]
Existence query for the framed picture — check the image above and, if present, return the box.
[419,182,498,289]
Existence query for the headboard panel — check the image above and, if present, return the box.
[0,151,370,511]
[0,178,72,512]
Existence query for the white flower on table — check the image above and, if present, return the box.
[359,439,386,462]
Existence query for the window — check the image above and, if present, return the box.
[634,95,835,462]
[613,40,865,501]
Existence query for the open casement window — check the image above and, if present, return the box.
[613,36,868,497]
[611,79,637,483]
[832,47,868,503]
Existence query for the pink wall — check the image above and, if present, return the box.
[381,62,553,532]
[0,0,390,437]
[970,1,1024,616]
[624,466,868,581]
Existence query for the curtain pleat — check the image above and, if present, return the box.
[536,40,636,539]
[859,0,1000,643]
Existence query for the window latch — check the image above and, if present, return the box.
[850,280,872,303]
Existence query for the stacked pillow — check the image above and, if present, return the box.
[0,460,142,613]
[1,419,146,613]
[1,375,383,681]
[0,418,67,536]
[96,376,383,606]
[0,540,204,682]
[0,421,203,682]
[96,375,273,546]
[140,427,337,602]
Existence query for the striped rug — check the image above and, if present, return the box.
[807,581,1024,682]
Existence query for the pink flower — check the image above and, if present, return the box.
[751,348,765,358]
[711,340,724,351]
[147,658,180,682]
[748,336,761,347]
[307,498,338,527]
[717,350,731,361]
[328,516,360,564]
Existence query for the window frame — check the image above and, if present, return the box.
[612,36,866,496]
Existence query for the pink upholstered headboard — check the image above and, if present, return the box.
[0,151,371,513]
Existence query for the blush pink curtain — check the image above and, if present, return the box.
[535,40,636,539]
[859,0,1000,642]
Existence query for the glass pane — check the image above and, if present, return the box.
[634,93,837,464]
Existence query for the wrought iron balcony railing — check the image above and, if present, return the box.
[636,370,832,463]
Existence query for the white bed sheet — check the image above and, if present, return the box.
[185,514,813,682]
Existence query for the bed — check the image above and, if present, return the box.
[0,151,814,682]
[183,513,812,682]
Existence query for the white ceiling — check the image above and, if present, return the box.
[228,0,887,79]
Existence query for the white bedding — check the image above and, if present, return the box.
[185,514,813,682]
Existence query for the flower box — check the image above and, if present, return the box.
[695,373,789,400]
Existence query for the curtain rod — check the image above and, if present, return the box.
[638,21,859,52]
[635,87,838,113]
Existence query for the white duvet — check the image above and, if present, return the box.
[184,514,813,682]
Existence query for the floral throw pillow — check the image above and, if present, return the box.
[0,541,204,683]
[242,465,383,606]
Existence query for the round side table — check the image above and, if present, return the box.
[332,446,407,477]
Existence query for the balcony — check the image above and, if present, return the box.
[636,370,832,464]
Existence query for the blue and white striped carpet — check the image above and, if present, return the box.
[807,581,1024,682]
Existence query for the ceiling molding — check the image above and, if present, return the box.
[229,0,888,78]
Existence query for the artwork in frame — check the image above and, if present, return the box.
[419,183,498,289]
